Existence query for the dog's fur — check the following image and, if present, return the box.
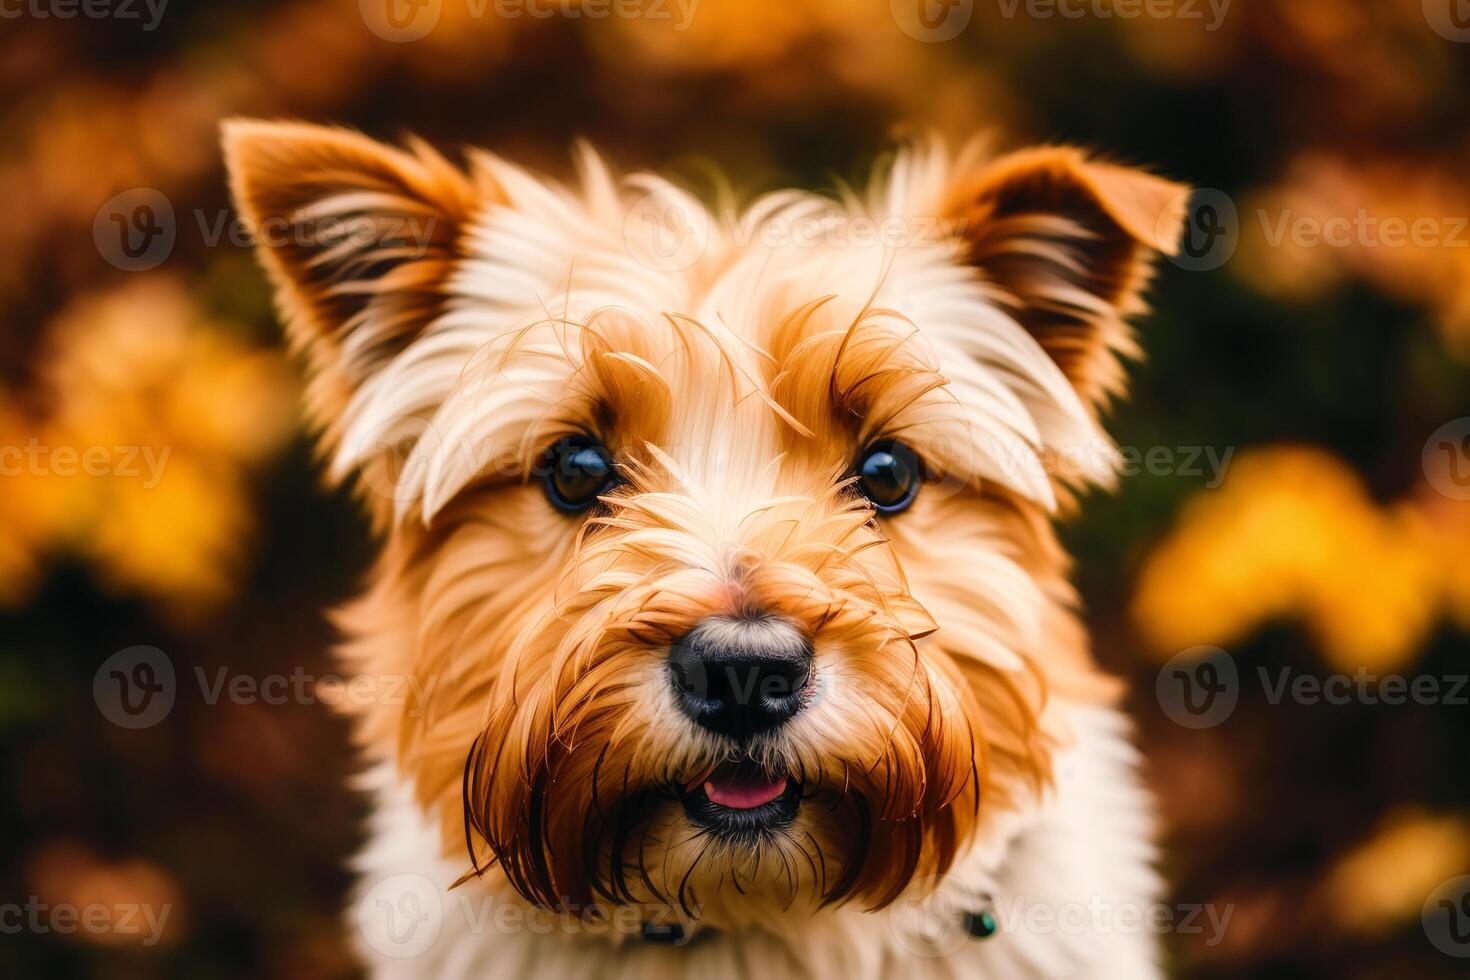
[224,120,1187,979]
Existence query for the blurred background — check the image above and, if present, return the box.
[3,0,1469,976]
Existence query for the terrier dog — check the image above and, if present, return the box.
[224,120,1187,979]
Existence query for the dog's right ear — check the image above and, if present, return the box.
[940,145,1187,414]
[222,120,482,455]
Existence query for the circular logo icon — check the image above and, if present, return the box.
[360,0,441,42]
[890,876,987,958]
[94,188,176,272]
[350,415,447,505]
[94,646,176,730]
[1156,645,1238,730]
[622,186,710,273]
[1424,0,1470,42]
[891,0,973,42]
[1424,875,1470,957]
[1163,188,1238,272]
[1423,418,1470,501]
[357,873,444,959]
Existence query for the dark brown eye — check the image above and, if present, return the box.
[855,440,921,514]
[542,436,615,512]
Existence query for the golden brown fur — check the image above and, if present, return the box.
[224,121,1185,946]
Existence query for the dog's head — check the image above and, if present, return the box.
[225,121,1185,927]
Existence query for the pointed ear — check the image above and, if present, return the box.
[942,146,1188,411]
[222,119,481,444]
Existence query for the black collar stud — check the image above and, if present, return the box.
[964,908,999,940]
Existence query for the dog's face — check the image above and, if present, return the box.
[225,123,1184,927]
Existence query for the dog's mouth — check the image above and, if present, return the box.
[677,760,800,839]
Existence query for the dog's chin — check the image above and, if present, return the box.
[676,759,802,842]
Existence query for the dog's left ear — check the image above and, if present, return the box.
[942,146,1189,411]
[222,119,482,451]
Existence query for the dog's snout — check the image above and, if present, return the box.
[668,616,813,742]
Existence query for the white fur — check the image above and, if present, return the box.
[303,142,1167,979]
[351,705,1162,980]
[334,143,1114,526]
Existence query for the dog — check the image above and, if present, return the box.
[224,120,1187,979]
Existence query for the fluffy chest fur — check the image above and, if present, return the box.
[354,707,1161,980]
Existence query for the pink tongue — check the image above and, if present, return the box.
[704,775,788,809]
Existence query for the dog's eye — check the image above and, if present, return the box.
[855,440,922,514]
[542,436,615,512]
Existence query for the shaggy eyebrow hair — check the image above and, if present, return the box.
[765,296,947,431]
[324,139,1124,527]
[355,301,806,524]
[370,289,1024,528]
[757,295,1019,500]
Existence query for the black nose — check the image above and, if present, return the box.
[668,616,813,741]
